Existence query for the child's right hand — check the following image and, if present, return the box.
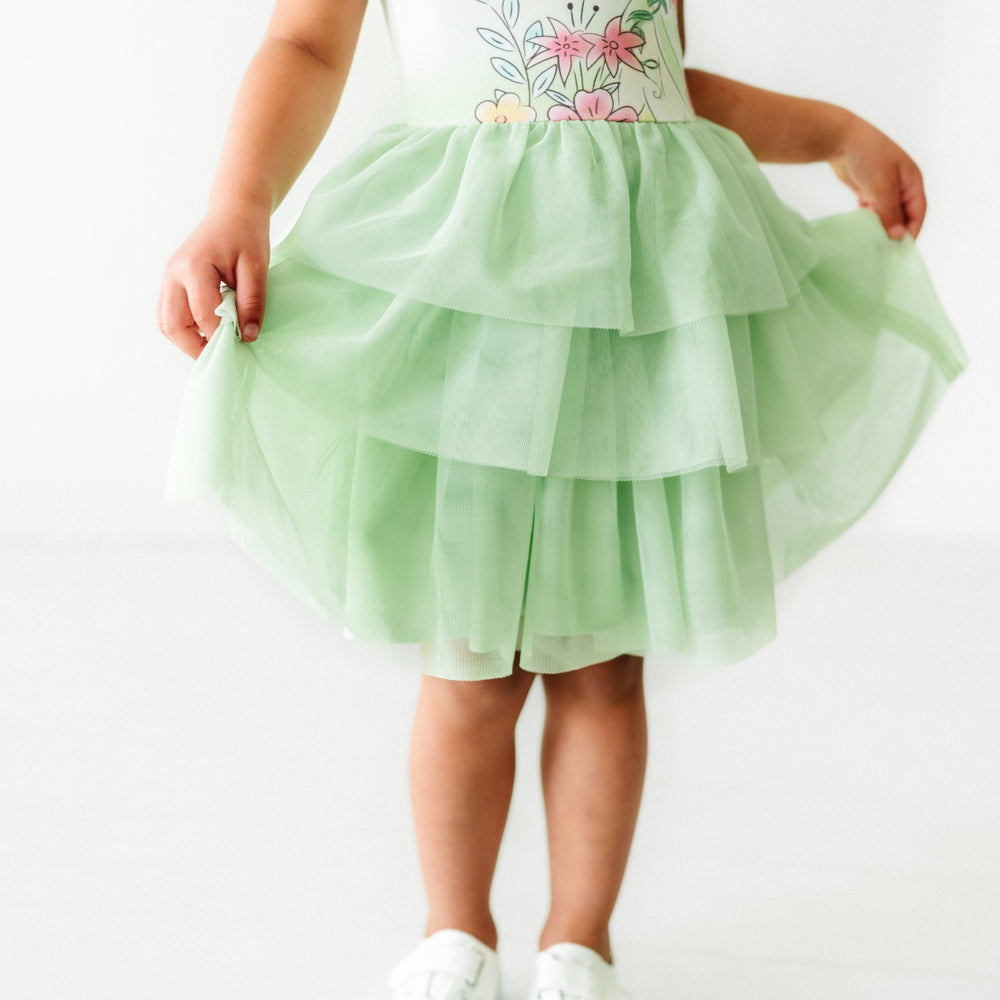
[158,207,270,360]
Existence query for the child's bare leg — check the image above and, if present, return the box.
[537,654,647,964]
[410,647,536,949]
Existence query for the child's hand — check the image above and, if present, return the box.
[158,207,271,360]
[829,115,926,240]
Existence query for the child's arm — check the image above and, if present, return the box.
[684,69,854,165]
[159,0,369,360]
[675,2,926,241]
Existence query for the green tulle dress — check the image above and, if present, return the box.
[165,0,968,680]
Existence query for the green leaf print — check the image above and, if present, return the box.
[546,89,573,107]
[501,0,519,26]
[531,64,557,98]
[524,18,543,55]
[491,56,527,84]
[478,26,516,50]
[649,1,687,100]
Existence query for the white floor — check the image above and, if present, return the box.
[1,532,998,1000]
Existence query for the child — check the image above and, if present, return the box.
[159,1,968,997]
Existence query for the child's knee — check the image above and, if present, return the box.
[542,654,644,705]
[419,664,534,728]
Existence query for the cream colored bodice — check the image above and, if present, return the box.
[380,0,695,126]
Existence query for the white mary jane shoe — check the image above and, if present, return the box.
[387,929,501,1000]
[527,942,630,1000]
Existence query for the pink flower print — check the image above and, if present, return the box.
[524,18,592,83]
[580,16,645,75]
[547,88,639,121]
[475,92,538,123]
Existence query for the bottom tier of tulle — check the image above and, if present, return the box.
[222,439,782,679]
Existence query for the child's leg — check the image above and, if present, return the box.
[537,654,647,964]
[410,648,536,949]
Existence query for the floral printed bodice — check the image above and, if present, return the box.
[380,0,696,126]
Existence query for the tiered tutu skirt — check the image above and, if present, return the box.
[165,118,968,680]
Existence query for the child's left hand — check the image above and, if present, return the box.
[828,115,926,240]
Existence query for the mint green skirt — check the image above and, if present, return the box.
[165,119,968,680]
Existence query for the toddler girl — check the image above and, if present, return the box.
[160,1,967,996]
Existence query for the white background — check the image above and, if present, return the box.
[1,3,998,1000]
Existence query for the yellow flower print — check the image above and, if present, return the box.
[475,92,539,123]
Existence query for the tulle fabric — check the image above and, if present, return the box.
[165,118,967,680]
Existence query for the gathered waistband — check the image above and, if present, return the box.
[400,83,696,127]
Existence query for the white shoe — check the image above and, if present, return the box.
[387,929,501,1000]
[527,942,630,1000]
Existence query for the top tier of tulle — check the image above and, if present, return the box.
[380,0,696,126]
